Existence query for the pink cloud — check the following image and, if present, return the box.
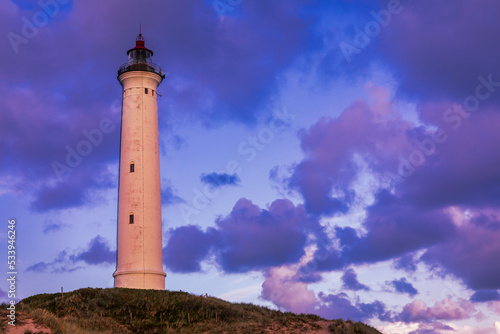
[261,264,318,314]
[400,298,477,323]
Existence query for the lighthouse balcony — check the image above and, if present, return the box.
[118,61,164,78]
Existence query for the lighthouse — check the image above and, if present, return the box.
[113,32,166,290]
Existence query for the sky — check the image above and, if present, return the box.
[1,0,500,333]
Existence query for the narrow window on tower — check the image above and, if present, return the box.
[129,213,134,224]
[152,90,155,97]
[145,88,148,94]
[129,162,135,173]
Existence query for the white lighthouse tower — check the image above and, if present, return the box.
[113,32,166,290]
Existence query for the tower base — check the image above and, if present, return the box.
[113,270,166,290]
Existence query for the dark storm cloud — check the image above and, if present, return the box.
[200,172,241,188]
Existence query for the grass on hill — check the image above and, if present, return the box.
[2,287,383,333]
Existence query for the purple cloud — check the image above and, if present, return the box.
[70,236,115,265]
[164,198,324,273]
[1,0,333,211]
[399,298,477,323]
[32,165,116,211]
[398,109,500,211]
[163,225,218,273]
[200,172,241,188]
[376,0,500,105]
[336,191,455,265]
[422,213,500,291]
[27,250,83,273]
[288,86,415,216]
[215,199,318,272]
[284,88,500,295]
[341,268,369,291]
[161,181,184,205]
[408,322,454,334]
[42,218,66,234]
[27,236,115,272]
[390,278,418,297]
[470,290,500,303]
[316,292,390,322]
[392,253,419,273]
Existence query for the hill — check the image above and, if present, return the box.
[1,288,383,333]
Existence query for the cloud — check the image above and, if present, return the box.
[70,236,115,265]
[31,165,116,211]
[0,83,120,212]
[341,268,369,291]
[287,84,414,216]
[161,181,184,205]
[163,225,218,273]
[27,250,83,273]
[164,198,324,273]
[422,213,500,291]
[200,172,241,188]
[42,218,67,234]
[397,108,500,210]
[375,0,500,106]
[470,290,500,303]
[316,292,391,322]
[261,264,318,314]
[393,253,419,273]
[336,191,455,265]
[260,248,389,322]
[408,322,454,334]
[390,278,418,297]
[399,298,477,323]
[27,236,115,272]
[283,78,500,292]
[1,0,332,209]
